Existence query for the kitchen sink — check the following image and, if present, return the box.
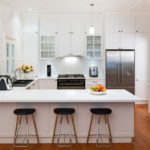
[12,79,34,87]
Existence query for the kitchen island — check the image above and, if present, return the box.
[0,89,139,143]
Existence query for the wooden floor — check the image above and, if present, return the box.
[0,104,150,150]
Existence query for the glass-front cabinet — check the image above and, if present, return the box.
[86,35,102,59]
[40,36,56,58]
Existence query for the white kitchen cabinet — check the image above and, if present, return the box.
[135,33,150,100]
[29,79,57,89]
[71,34,84,56]
[86,78,105,89]
[105,17,135,33]
[57,20,84,57]
[105,32,135,49]
[135,18,150,33]
[40,35,56,59]
[86,35,102,59]
[57,34,71,57]
[38,79,57,89]
[40,17,58,35]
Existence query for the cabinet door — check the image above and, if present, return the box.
[57,34,71,57]
[39,79,57,89]
[71,34,84,56]
[105,33,121,49]
[120,18,135,33]
[71,21,85,56]
[58,20,71,34]
[121,33,135,49]
[136,18,150,33]
[40,17,58,35]
[135,33,150,99]
[105,17,120,33]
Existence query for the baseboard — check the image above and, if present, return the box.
[135,99,148,104]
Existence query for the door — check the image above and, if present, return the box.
[120,51,135,94]
[106,50,120,88]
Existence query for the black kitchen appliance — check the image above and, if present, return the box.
[47,65,51,77]
[57,74,85,89]
[89,66,98,77]
[0,75,13,90]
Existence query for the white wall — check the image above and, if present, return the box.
[0,3,23,75]
[38,58,104,77]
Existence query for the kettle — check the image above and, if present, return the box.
[0,75,13,90]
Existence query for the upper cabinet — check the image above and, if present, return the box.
[57,19,85,57]
[86,35,102,59]
[105,16,136,49]
[135,17,150,33]
[105,17,135,33]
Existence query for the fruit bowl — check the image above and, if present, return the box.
[90,84,107,95]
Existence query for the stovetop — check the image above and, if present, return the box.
[58,74,85,79]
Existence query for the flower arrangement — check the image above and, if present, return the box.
[19,64,34,73]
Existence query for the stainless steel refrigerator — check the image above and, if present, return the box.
[106,49,135,94]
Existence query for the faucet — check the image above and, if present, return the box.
[12,68,21,82]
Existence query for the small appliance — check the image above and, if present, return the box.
[47,65,51,77]
[57,74,85,89]
[89,66,98,77]
[0,75,13,90]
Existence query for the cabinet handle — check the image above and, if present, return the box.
[55,32,58,34]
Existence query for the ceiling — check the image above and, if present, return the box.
[1,0,150,14]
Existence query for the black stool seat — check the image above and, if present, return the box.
[54,108,75,115]
[90,108,112,115]
[14,108,36,115]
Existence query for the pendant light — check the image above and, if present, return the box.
[89,3,95,35]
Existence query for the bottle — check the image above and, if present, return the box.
[47,65,51,77]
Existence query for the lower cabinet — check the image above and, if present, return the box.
[86,78,105,89]
[29,79,57,89]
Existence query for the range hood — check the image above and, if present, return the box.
[57,53,85,58]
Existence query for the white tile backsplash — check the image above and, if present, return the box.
[38,57,105,77]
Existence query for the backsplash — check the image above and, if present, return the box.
[38,57,105,77]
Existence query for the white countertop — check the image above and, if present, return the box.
[0,89,140,103]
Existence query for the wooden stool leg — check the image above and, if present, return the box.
[71,114,78,144]
[32,114,40,144]
[87,114,94,143]
[52,114,58,144]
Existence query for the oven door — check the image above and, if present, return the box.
[57,86,85,89]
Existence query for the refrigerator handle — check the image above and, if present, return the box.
[121,64,123,84]
[117,64,119,84]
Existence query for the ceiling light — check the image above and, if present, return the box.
[28,8,32,12]
[89,4,95,35]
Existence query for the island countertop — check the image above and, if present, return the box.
[0,89,140,103]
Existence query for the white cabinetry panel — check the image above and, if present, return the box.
[105,17,135,33]
[136,18,150,33]
[105,33,121,49]
[135,33,150,100]
[58,34,71,57]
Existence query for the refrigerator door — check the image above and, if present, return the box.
[106,51,121,88]
[120,51,135,94]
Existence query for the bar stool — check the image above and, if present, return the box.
[87,108,112,147]
[52,108,78,148]
[13,108,39,148]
